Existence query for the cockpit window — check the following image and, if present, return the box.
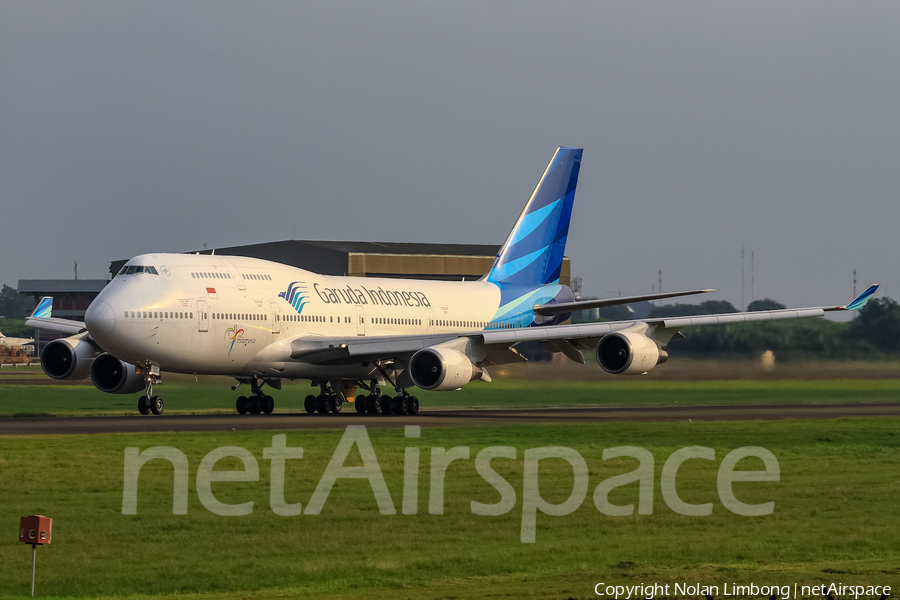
[118,265,159,275]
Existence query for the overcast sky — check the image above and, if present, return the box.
[2,1,898,311]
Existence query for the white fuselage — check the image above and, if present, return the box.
[86,253,506,379]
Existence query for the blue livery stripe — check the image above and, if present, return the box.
[487,246,548,283]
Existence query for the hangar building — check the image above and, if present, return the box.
[110,240,571,286]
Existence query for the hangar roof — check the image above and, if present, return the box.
[111,240,501,278]
[18,279,108,293]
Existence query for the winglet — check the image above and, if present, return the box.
[31,296,53,319]
[827,284,878,311]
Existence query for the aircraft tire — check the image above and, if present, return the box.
[263,395,275,414]
[150,396,164,416]
[304,395,316,414]
[236,396,249,414]
[407,396,419,416]
[379,396,393,415]
[315,395,329,414]
[355,395,368,413]
[367,396,381,414]
[331,396,343,414]
[138,396,151,415]
[248,396,262,415]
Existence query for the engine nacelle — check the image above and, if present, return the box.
[596,332,667,375]
[41,336,100,380]
[90,353,144,394]
[408,347,484,391]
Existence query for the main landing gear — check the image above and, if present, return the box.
[235,378,275,415]
[353,382,419,417]
[304,381,344,415]
[137,367,164,416]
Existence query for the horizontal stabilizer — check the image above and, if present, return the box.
[533,289,715,316]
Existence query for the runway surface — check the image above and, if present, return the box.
[2,402,899,435]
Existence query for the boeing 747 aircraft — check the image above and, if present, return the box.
[26,148,877,416]
[0,331,34,350]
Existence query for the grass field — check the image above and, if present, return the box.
[1,418,899,599]
[2,365,900,417]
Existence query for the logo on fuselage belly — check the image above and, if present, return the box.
[279,281,309,314]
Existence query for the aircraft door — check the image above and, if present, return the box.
[271,302,282,334]
[197,300,209,332]
[425,308,435,333]
[356,306,365,336]
[219,259,246,290]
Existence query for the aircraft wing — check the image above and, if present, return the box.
[24,317,88,336]
[288,285,876,367]
[22,296,89,336]
[533,288,715,316]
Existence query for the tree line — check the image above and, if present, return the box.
[645,297,900,360]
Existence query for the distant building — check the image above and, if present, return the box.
[110,240,571,286]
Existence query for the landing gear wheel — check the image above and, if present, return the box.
[331,396,343,414]
[262,395,274,415]
[393,396,408,415]
[379,396,393,415]
[355,395,368,414]
[236,396,249,414]
[367,396,381,414]
[138,396,151,415]
[150,396,164,416]
[315,394,330,414]
[248,396,262,415]
[304,395,316,414]
[407,396,419,416]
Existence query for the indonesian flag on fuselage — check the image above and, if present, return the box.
[206,288,217,299]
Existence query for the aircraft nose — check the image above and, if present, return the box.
[85,300,116,335]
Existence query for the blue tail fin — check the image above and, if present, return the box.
[31,296,53,319]
[485,147,582,286]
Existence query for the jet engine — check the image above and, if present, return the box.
[90,353,144,394]
[41,336,100,380]
[408,347,485,391]
[596,332,667,375]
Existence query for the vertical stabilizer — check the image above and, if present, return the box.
[31,297,53,319]
[485,147,582,286]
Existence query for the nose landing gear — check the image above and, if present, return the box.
[137,365,163,416]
